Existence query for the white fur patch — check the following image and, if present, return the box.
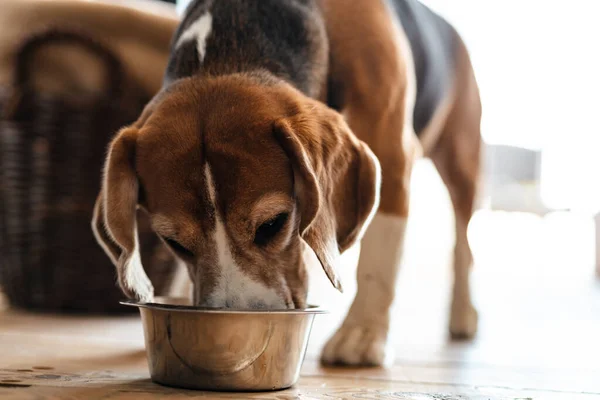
[175,12,213,62]
[204,163,217,205]
[355,213,407,311]
[123,248,154,303]
[203,165,287,309]
[168,260,193,299]
[322,213,407,366]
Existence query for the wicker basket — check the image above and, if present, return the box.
[0,30,176,313]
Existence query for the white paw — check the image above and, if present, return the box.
[449,301,478,339]
[321,322,393,366]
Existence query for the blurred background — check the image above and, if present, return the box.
[424,0,600,217]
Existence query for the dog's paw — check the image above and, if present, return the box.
[449,301,478,340]
[320,322,393,367]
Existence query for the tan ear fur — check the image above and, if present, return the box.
[274,102,381,292]
[91,127,154,302]
[92,193,120,266]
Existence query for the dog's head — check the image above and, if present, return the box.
[92,74,380,309]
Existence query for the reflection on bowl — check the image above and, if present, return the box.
[122,297,326,391]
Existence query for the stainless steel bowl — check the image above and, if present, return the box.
[121,297,326,391]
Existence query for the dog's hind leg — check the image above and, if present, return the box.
[430,39,482,340]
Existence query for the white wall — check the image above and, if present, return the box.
[423,0,600,212]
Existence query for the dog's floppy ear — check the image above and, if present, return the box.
[274,102,381,292]
[91,127,153,302]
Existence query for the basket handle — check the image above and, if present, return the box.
[13,29,125,100]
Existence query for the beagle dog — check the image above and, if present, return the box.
[93,0,482,366]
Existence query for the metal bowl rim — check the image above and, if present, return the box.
[120,299,328,314]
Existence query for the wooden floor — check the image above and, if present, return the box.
[1,161,599,399]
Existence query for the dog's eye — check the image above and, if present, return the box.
[255,213,289,246]
[163,237,194,258]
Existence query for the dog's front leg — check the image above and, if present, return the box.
[319,0,420,365]
[320,69,418,368]
[321,210,410,366]
[320,135,415,366]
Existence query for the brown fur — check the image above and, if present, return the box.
[83,0,481,319]
[322,0,481,226]
[4,0,484,358]
[92,74,380,307]
[430,40,482,340]
[325,0,482,338]
[321,0,419,218]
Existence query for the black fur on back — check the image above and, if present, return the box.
[388,0,458,134]
[164,0,328,98]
